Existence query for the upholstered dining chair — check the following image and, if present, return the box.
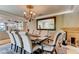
[11,31,24,54]
[56,30,67,46]
[18,32,41,54]
[40,31,63,54]
[61,31,67,45]
[6,31,16,51]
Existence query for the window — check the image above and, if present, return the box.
[17,21,24,30]
[0,23,6,31]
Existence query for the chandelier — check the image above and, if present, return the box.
[24,5,36,22]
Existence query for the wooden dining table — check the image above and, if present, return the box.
[29,33,52,53]
[29,33,51,44]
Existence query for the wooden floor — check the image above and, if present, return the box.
[0,39,79,54]
[0,39,10,45]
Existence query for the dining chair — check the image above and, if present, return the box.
[18,31,41,54]
[11,31,24,54]
[56,30,67,46]
[41,31,63,54]
[62,32,67,45]
[6,31,16,51]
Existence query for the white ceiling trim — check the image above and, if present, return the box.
[35,6,77,19]
[35,10,73,19]
[72,5,78,12]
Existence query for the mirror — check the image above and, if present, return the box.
[36,17,56,30]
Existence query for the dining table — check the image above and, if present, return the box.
[29,33,51,43]
[29,33,53,53]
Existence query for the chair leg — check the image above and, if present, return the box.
[41,45,44,53]
[54,49,57,54]
[16,46,18,52]
[24,50,26,54]
[52,48,57,54]
[14,44,16,51]
[11,44,13,49]
[20,48,23,54]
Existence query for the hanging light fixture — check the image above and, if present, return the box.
[24,5,36,22]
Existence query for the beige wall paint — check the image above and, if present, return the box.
[1,11,79,40]
[25,15,64,37]
[63,12,79,27]
[56,12,79,30]
[56,15,64,30]
[27,16,64,31]
[27,12,79,32]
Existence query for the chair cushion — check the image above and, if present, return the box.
[43,45,54,51]
[32,44,42,52]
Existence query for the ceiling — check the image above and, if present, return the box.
[0,5,76,18]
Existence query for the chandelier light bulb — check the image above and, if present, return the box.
[24,5,36,22]
[24,12,26,15]
[33,13,36,15]
[30,11,33,14]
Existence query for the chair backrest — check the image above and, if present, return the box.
[52,31,62,46]
[58,31,66,43]
[62,32,66,41]
[11,31,22,48]
[6,31,15,44]
[61,31,67,45]
[53,31,66,47]
[18,32,32,53]
[15,31,24,48]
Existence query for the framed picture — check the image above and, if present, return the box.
[36,17,56,30]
